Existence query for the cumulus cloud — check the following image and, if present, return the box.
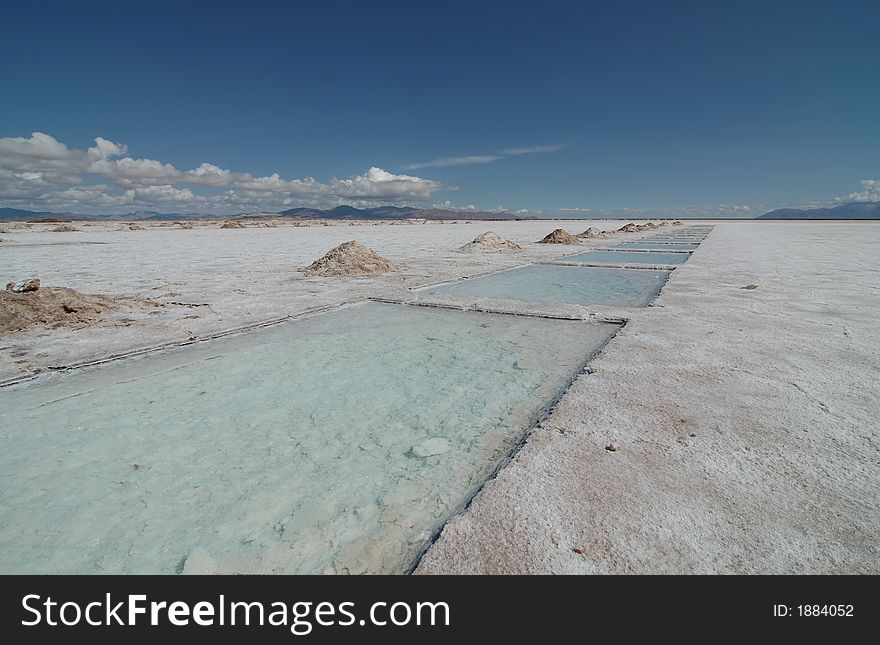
[234,167,443,202]
[0,131,447,214]
[0,132,73,161]
[89,156,183,187]
[330,167,443,200]
[127,184,196,203]
[87,137,128,161]
[184,162,232,187]
[405,143,567,170]
[842,179,880,202]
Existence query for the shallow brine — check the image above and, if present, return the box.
[642,237,704,243]
[613,242,698,251]
[562,250,689,265]
[0,302,618,574]
[425,264,670,307]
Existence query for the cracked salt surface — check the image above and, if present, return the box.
[0,301,618,574]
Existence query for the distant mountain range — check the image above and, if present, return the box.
[275,205,516,220]
[3,201,878,222]
[0,205,517,222]
[758,201,880,220]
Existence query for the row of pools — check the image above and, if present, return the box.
[0,226,712,574]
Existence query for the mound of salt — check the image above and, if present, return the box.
[538,228,581,244]
[0,286,133,334]
[577,227,612,239]
[50,224,80,232]
[304,240,398,277]
[220,220,245,229]
[458,231,522,253]
[617,223,638,233]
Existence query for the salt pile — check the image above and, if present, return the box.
[220,220,245,229]
[458,231,522,253]
[538,228,581,244]
[577,227,612,239]
[304,240,398,276]
[1,285,121,334]
[50,224,80,232]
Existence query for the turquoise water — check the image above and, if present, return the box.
[0,302,618,574]
[614,242,698,251]
[563,250,689,265]
[426,264,670,307]
[642,237,704,243]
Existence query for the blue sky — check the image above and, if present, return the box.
[1,0,878,216]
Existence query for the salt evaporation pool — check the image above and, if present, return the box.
[425,264,670,307]
[562,250,689,265]
[614,242,698,251]
[641,237,704,243]
[0,301,618,574]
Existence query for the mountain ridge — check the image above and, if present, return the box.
[758,201,879,220]
[1,205,519,222]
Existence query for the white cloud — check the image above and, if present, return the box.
[0,131,448,214]
[89,156,183,187]
[59,186,132,206]
[500,144,567,155]
[234,167,443,202]
[129,184,196,203]
[0,132,87,185]
[184,162,232,187]
[0,132,73,161]
[87,137,128,161]
[405,143,567,170]
[843,179,880,202]
[406,155,503,170]
[330,167,443,200]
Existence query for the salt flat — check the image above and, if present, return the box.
[1,219,878,574]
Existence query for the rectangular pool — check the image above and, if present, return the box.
[425,264,670,307]
[643,237,704,243]
[613,242,698,251]
[0,302,618,574]
[562,250,689,265]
